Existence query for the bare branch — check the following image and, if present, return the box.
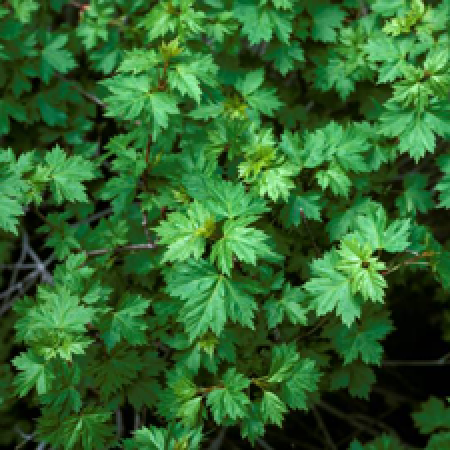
[208,427,227,450]
[312,405,337,450]
[82,242,157,259]
[255,438,275,450]
[382,352,450,366]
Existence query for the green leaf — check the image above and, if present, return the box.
[210,216,276,275]
[12,350,55,397]
[304,250,362,326]
[100,294,151,351]
[316,163,351,198]
[258,162,299,202]
[336,237,387,303]
[245,88,283,117]
[118,49,161,74]
[324,306,394,365]
[207,368,250,423]
[396,173,434,216]
[154,201,215,263]
[264,283,308,329]
[0,98,27,135]
[330,362,376,399]
[11,0,39,23]
[41,34,77,83]
[130,426,166,449]
[236,69,265,96]
[350,434,404,450]
[15,284,95,361]
[36,407,116,450]
[0,156,28,234]
[165,259,257,341]
[43,144,96,204]
[267,344,321,410]
[413,397,450,434]
[90,348,142,400]
[309,3,346,43]
[281,191,322,227]
[260,391,287,426]
[101,75,180,136]
[240,404,265,444]
[355,206,411,252]
[263,41,304,75]
[183,176,268,219]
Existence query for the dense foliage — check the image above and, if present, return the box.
[0,0,449,448]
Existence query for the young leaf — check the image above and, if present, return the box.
[206,368,251,423]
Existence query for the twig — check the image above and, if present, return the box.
[358,0,368,16]
[68,0,83,7]
[208,427,227,450]
[0,263,39,270]
[381,251,434,276]
[312,405,337,450]
[134,412,141,430]
[317,401,379,437]
[14,426,35,450]
[256,437,275,450]
[82,242,157,259]
[116,408,123,438]
[57,73,106,108]
[295,315,330,342]
[382,352,450,366]
[9,233,28,291]
[73,208,112,227]
[23,231,53,285]
[0,253,55,315]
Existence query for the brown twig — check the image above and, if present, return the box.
[81,242,157,259]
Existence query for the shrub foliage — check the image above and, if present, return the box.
[0,0,449,448]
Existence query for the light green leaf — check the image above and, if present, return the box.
[207,368,250,423]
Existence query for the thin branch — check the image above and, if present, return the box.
[381,251,434,276]
[382,352,450,367]
[14,426,35,447]
[72,208,112,227]
[9,233,28,291]
[0,263,39,270]
[116,408,123,438]
[256,437,275,450]
[312,405,337,450]
[134,412,141,430]
[57,73,106,108]
[0,253,55,315]
[82,242,157,259]
[208,427,227,450]
[23,231,53,284]
[68,0,84,8]
[317,401,379,437]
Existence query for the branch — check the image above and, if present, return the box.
[317,401,379,437]
[8,233,28,291]
[208,427,227,450]
[116,408,123,438]
[312,405,337,450]
[255,438,275,450]
[0,253,55,315]
[22,231,53,284]
[81,242,157,259]
[382,352,450,366]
